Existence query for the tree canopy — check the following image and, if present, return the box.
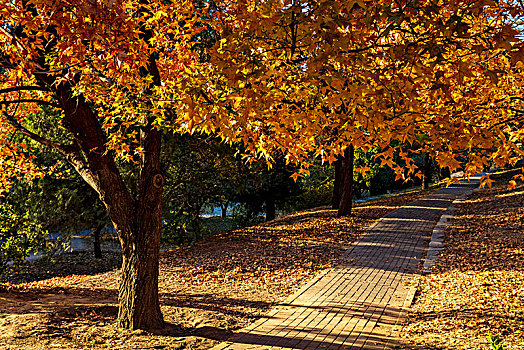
[208,0,524,181]
[2,0,524,176]
[1,0,524,329]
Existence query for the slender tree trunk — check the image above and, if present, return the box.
[440,166,451,179]
[332,158,343,209]
[337,144,354,217]
[221,201,229,218]
[266,195,276,221]
[422,153,432,190]
[191,205,203,241]
[92,226,103,259]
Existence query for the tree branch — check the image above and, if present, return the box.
[1,110,74,155]
[33,63,82,75]
[0,99,60,108]
[0,86,49,94]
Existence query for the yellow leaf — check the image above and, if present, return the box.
[355,166,371,175]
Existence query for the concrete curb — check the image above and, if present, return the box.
[422,186,478,274]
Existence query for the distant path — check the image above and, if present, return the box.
[212,180,479,350]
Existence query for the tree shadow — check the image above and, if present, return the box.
[159,292,273,319]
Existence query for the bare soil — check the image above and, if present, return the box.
[0,189,432,350]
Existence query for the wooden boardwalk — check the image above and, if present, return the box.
[212,181,478,349]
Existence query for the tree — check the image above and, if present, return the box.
[3,110,110,258]
[162,133,240,243]
[1,0,524,331]
[0,0,187,329]
[0,203,47,275]
[209,0,524,178]
[233,156,300,222]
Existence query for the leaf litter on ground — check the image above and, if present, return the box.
[0,188,433,349]
[400,170,524,350]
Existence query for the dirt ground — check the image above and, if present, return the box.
[399,171,524,350]
[0,189,431,350]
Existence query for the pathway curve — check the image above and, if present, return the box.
[212,180,479,350]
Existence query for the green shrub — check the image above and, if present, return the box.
[292,182,333,211]
[0,204,47,275]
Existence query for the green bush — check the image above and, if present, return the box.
[0,204,47,275]
[291,182,334,211]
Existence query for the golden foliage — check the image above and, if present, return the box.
[0,0,524,179]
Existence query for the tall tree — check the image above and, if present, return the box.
[331,158,343,210]
[337,144,354,217]
[210,0,524,178]
[422,153,433,190]
[1,0,524,331]
[0,0,188,329]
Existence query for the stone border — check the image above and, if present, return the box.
[422,188,477,273]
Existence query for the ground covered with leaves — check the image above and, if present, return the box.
[0,189,431,350]
[400,171,524,350]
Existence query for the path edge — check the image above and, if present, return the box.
[386,183,480,347]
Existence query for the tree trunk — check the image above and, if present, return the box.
[440,166,451,180]
[118,218,163,330]
[266,195,276,221]
[422,153,432,190]
[117,47,165,329]
[191,206,203,241]
[221,201,229,218]
[116,126,164,330]
[92,226,103,259]
[337,144,354,217]
[332,158,343,209]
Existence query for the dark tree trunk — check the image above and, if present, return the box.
[266,195,276,221]
[92,226,103,259]
[118,126,164,329]
[337,144,354,217]
[191,205,203,241]
[117,47,164,329]
[221,201,229,218]
[118,218,163,330]
[422,153,432,190]
[440,166,451,180]
[332,158,343,209]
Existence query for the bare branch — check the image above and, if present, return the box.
[33,63,82,74]
[1,110,68,151]
[0,99,60,108]
[0,86,49,94]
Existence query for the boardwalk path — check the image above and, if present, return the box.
[213,181,478,349]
